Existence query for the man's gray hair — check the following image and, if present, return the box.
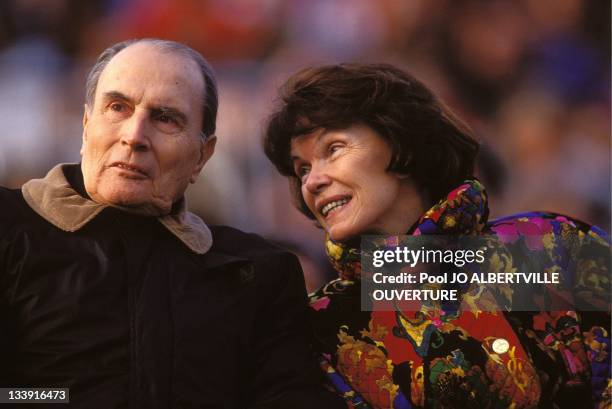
[85,38,218,138]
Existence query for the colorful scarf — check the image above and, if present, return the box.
[324,180,488,281]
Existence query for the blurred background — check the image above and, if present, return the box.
[0,0,609,290]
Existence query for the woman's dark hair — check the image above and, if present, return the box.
[263,63,479,219]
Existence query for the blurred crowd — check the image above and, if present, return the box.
[0,0,609,290]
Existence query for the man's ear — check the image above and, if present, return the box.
[80,105,90,156]
[190,135,217,183]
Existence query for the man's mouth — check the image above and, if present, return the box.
[110,162,148,177]
[320,196,351,217]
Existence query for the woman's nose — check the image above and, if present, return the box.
[120,112,151,151]
[303,165,331,194]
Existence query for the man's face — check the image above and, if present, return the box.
[81,43,215,214]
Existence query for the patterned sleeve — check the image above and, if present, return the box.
[576,225,611,407]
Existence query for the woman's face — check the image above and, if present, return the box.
[290,124,425,242]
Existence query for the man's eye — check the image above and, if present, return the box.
[110,102,125,112]
[104,102,130,121]
[157,114,175,124]
[153,113,182,134]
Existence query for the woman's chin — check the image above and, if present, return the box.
[327,226,361,244]
[327,224,393,245]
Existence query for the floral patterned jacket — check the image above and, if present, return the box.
[309,180,610,409]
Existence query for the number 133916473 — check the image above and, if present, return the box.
[2,388,69,403]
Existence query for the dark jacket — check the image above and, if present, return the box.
[0,164,346,409]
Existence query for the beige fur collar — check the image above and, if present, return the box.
[21,163,212,254]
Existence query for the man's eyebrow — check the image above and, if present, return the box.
[152,106,188,124]
[102,90,131,102]
[102,91,188,123]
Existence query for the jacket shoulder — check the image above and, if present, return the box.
[0,186,25,206]
[208,225,305,297]
[0,186,31,226]
[208,225,291,259]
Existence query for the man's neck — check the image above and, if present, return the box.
[63,163,91,200]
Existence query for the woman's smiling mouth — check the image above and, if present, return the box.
[320,196,352,218]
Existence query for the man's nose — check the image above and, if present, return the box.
[120,111,151,151]
[303,164,331,195]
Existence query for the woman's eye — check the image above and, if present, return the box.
[329,143,343,154]
[298,166,311,180]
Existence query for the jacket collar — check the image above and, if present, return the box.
[21,163,213,255]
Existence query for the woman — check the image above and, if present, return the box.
[263,64,610,409]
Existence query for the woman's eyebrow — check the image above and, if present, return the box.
[290,130,329,162]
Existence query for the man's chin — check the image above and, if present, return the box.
[92,189,166,215]
[112,198,171,216]
[95,188,146,205]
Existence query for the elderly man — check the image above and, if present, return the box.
[0,39,345,409]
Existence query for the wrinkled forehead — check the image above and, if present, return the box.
[96,43,204,114]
